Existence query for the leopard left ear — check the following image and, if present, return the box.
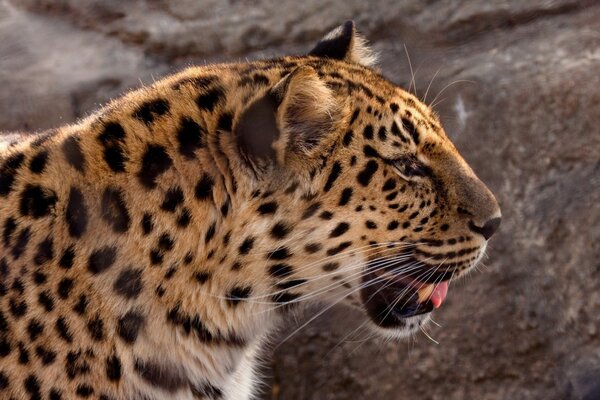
[309,20,378,67]
[235,66,344,169]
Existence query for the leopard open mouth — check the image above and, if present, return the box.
[360,259,453,328]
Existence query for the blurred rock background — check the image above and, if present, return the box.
[1,0,599,399]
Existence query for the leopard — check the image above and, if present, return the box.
[0,21,501,400]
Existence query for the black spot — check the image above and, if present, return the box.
[319,211,334,220]
[330,222,350,238]
[192,382,224,399]
[220,200,230,217]
[441,223,450,231]
[204,222,216,244]
[363,124,374,140]
[32,271,47,285]
[29,151,49,174]
[9,298,27,317]
[217,112,233,131]
[113,268,143,299]
[134,358,187,392]
[11,278,24,294]
[88,247,117,275]
[38,290,55,312]
[378,126,387,141]
[55,317,73,343]
[177,117,205,159]
[349,108,360,124]
[87,316,104,341]
[342,130,354,146]
[365,220,377,229]
[19,185,57,218]
[65,350,91,379]
[391,121,409,143]
[196,87,225,112]
[35,345,56,365]
[161,187,184,212]
[324,161,342,192]
[269,263,293,278]
[390,103,399,113]
[11,227,30,259]
[149,250,163,265]
[133,98,170,125]
[158,233,174,251]
[304,243,322,253]
[105,354,122,382]
[270,222,292,239]
[101,187,130,233]
[59,247,75,269]
[322,262,339,272]
[326,241,352,256]
[24,374,41,399]
[49,389,62,400]
[194,272,211,284]
[117,311,145,345]
[268,247,291,260]
[176,208,192,227]
[34,238,53,265]
[382,178,396,191]
[238,237,255,255]
[0,371,7,390]
[2,217,17,247]
[75,383,94,397]
[402,118,420,144]
[57,278,74,299]
[0,337,11,357]
[387,221,400,230]
[0,152,25,196]
[62,136,86,172]
[29,267,48,286]
[66,187,88,238]
[226,286,252,307]
[138,144,173,189]
[98,122,128,173]
[0,310,8,331]
[257,201,277,214]
[357,160,379,186]
[27,319,44,341]
[195,174,214,200]
[339,188,353,206]
[17,341,29,364]
[141,213,154,235]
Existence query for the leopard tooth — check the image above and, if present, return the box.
[417,283,434,303]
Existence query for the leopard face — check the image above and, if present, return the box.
[233,21,501,339]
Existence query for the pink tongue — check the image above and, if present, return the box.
[430,282,449,309]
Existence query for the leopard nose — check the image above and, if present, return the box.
[468,217,501,240]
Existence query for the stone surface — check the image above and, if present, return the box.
[1,0,599,399]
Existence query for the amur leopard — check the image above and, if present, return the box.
[0,21,501,400]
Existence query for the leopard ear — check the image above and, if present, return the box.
[309,20,378,67]
[235,66,343,168]
[271,66,343,165]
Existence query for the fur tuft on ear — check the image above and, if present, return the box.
[309,20,378,67]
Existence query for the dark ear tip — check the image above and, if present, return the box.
[342,20,355,32]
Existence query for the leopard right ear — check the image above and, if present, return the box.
[309,20,378,67]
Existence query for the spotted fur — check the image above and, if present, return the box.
[0,21,500,399]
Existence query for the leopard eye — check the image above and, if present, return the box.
[392,156,429,179]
